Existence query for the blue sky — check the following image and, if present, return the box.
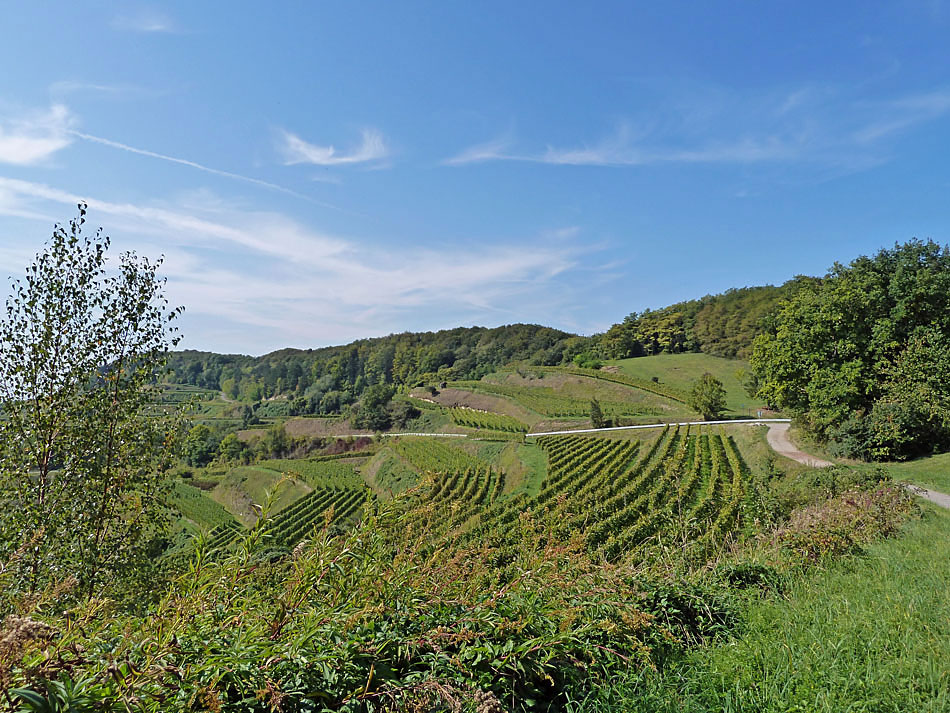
[1,1,949,354]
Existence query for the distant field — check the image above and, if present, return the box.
[608,353,766,415]
[450,369,691,423]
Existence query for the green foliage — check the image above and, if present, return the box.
[182,424,219,467]
[573,352,603,370]
[3,506,670,711]
[597,284,795,360]
[165,324,584,415]
[0,206,182,596]
[752,240,950,459]
[0,420,924,711]
[613,506,947,713]
[590,398,605,428]
[687,373,727,421]
[352,383,395,430]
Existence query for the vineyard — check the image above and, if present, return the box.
[170,422,762,567]
[256,457,364,489]
[390,436,488,473]
[389,426,758,561]
[169,481,241,531]
[205,485,370,552]
[450,407,527,433]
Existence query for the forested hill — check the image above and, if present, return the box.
[594,281,803,360]
[166,284,802,411]
[166,324,586,412]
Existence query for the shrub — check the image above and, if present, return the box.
[775,484,918,563]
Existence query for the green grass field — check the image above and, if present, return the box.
[879,451,950,493]
[608,353,766,415]
[585,504,950,712]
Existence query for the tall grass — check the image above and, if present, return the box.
[571,504,950,712]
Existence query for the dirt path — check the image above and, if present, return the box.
[764,423,950,510]
[904,485,950,509]
[766,422,834,467]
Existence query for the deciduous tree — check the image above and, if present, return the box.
[0,205,183,595]
[688,373,727,421]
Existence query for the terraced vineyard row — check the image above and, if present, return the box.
[408,426,756,560]
[170,481,241,530]
[207,427,757,563]
[450,408,527,433]
[205,486,370,553]
[390,437,487,473]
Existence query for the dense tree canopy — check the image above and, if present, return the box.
[688,373,727,421]
[166,325,588,416]
[751,239,950,460]
[596,284,797,361]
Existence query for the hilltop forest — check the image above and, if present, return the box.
[165,284,793,418]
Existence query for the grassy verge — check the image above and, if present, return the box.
[881,452,950,493]
[578,504,950,712]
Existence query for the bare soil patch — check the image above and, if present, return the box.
[418,387,537,423]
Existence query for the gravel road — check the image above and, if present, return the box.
[764,422,950,510]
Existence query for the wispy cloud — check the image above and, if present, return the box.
[70,130,315,200]
[0,178,590,353]
[278,128,389,167]
[446,85,950,171]
[447,128,795,167]
[852,89,950,143]
[442,137,514,165]
[0,105,74,166]
[48,80,158,99]
[111,8,176,33]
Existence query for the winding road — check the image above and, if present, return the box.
[763,422,950,510]
[765,422,833,468]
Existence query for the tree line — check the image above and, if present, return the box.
[594,283,800,361]
[751,239,950,460]
[165,324,589,415]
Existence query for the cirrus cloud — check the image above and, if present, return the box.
[278,128,389,167]
[0,105,74,166]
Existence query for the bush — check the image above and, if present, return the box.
[775,484,918,563]
[4,506,673,711]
